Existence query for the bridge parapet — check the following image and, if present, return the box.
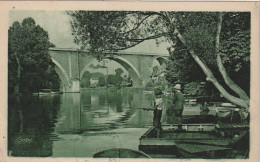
[49,48,169,57]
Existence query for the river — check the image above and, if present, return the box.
[8,87,249,159]
[8,88,161,157]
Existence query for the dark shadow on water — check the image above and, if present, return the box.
[8,94,61,157]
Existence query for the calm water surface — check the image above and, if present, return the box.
[9,88,218,157]
[8,88,161,157]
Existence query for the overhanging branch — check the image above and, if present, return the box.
[215,12,250,102]
[164,12,249,110]
[121,15,153,35]
[107,32,166,51]
[125,33,166,42]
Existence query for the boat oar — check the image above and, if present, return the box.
[137,108,155,111]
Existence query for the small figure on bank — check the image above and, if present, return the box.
[200,102,210,115]
[200,101,209,111]
[153,88,164,138]
[172,84,185,130]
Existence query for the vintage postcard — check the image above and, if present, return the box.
[0,1,259,162]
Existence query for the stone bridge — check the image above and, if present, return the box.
[49,48,169,92]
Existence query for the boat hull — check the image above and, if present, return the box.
[138,122,248,158]
[93,148,150,158]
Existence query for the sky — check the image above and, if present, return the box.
[9,10,168,74]
[9,10,78,49]
[9,10,170,54]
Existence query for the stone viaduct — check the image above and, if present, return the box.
[49,48,169,92]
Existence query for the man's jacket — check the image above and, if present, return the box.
[172,91,185,110]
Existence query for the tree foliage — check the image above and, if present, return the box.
[68,11,250,112]
[80,71,91,87]
[8,17,59,94]
[98,76,106,87]
[105,68,124,87]
[115,68,124,76]
[68,11,167,59]
[107,74,115,86]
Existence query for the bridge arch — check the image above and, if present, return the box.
[80,57,95,80]
[51,58,71,89]
[156,57,167,66]
[80,56,142,87]
[107,56,142,87]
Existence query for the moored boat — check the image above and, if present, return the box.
[38,89,63,95]
[93,148,150,158]
[139,119,249,158]
[215,107,241,122]
[142,90,154,94]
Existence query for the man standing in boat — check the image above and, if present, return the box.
[172,84,185,130]
[153,88,164,138]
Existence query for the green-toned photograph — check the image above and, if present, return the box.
[8,10,250,159]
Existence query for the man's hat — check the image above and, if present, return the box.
[174,84,181,90]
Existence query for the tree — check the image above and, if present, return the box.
[106,70,123,87]
[127,76,133,87]
[114,74,123,87]
[115,68,124,76]
[68,11,250,113]
[152,66,160,77]
[98,76,106,87]
[8,17,58,94]
[114,68,124,87]
[80,71,91,87]
[107,74,115,86]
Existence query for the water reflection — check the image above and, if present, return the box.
[9,88,217,157]
[8,88,155,157]
[57,89,154,132]
[8,95,61,156]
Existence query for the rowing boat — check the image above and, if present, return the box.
[38,89,63,95]
[93,148,150,158]
[139,119,249,158]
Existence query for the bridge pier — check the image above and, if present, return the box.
[62,79,80,93]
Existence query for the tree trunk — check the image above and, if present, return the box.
[217,54,250,101]
[189,50,249,110]
[164,12,249,110]
[184,35,249,110]
[215,13,250,103]
[14,53,21,95]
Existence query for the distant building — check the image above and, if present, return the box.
[90,78,99,87]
